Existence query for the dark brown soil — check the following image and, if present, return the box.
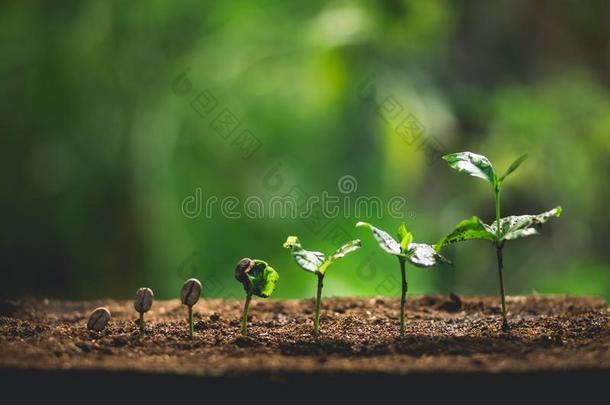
[1,295,609,377]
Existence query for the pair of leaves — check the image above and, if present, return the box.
[283,236,362,275]
[235,259,279,298]
[442,152,528,189]
[356,222,448,267]
[435,206,562,251]
[398,223,413,252]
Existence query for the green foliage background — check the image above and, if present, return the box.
[2,0,609,300]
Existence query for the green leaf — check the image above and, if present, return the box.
[283,236,326,273]
[246,260,279,298]
[435,216,496,251]
[328,239,362,261]
[442,152,496,186]
[406,243,450,267]
[397,223,413,252]
[318,239,362,274]
[492,206,562,241]
[356,221,401,255]
[358,223,447,268]
[500,154,528,182]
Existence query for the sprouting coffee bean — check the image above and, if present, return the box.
[134,287,154,313]
[181,278,202,307]
[87,307,111,331]
[234,258,254,286]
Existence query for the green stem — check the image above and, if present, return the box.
[188,306,194,339]
[494,185,509,331]
[495,187,501,236]
[313,274,324,337]
[139,312,144,337]
[496,244,509,331]
[399,257,408,336]
[241,293,252,336]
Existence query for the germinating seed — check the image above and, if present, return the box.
[134,287,154,313]
[181,278,201,307]
[87,307,111,331]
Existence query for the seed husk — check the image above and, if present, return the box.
[87,307,111,331]
[234,258,254,293]
[134,287,154,313]
[181,278,202,307]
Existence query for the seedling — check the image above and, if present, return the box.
[437,151,562,331]
[87,307,111,332]
[283,236,361,336]
[356,222,448,335]
[234,258,279,336]
[134,287,153,337]
[180,278,202,339]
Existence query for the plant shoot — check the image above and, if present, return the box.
[234,258,279,336]
[356,222,448,335]
[283,236,361,336]
[437,151,561,331]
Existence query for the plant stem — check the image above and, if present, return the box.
[399,257,408,336]
[494,185,509,331]
[494,187,501,235]
[496,244,509,331]
[241,293,252,336]
[139,312,144,337]
[188,306,194,339]
[313,273,324,337]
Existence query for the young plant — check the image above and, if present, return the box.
[283,236,361,336]
[234,258,279,336]
[134,287,153,337]
[437,151,562,331]
[180,278,202,339]
[356,222,448,336]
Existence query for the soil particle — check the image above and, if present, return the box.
[0,295,608,376]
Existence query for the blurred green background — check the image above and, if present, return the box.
[2,0,609,300]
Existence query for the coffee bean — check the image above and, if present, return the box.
[234,258,254,292]
[134,287,154,313]
[87,307,111,331]
[181,278,202,307]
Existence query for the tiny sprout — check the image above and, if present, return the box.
[356,222,448,336]
[283,236,361,336]
[87,307,111,332]
[180,278,202,339]
[438,151,562,331]
[134,287,153,337]
[234,258,279,336]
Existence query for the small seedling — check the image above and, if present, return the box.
[283,236,361,336]
[134,287,153,337]
[356,222,448,335]
[437,151,562,331]
[87,307,111,332]
[180,278,202,339]
[234,258,279,336]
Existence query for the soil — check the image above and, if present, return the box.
[1,295,609,399]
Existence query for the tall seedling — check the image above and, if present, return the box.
[437,152,561,331]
